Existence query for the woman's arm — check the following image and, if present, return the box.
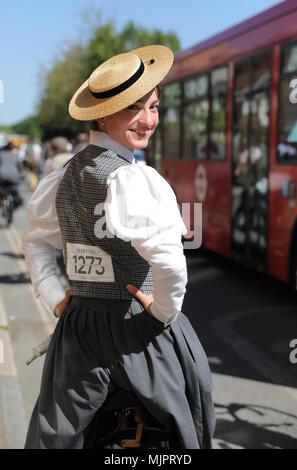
[22,168,69,316]
[105,164,188,327]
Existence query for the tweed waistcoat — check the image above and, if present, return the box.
[55,145,153,299]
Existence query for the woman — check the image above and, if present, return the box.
[22,45,215,449]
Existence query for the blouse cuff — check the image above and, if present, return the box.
[38,275,66,314]
[150,302,180,327]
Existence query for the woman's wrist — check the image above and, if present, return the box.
[54,290,71,317]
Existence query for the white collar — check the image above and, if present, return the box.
[89,130,134,164]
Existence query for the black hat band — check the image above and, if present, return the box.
[90,60,145,100]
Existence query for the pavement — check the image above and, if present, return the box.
[0,290,27,449]
[212,373,297,449]
[184,252,297,449]
[0,183,57,449]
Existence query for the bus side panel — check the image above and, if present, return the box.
[269,168,297,282]
[203,206,230,255]
[269,233,291,282]
[162,159,231,257]
[268,226,290,283]
[168,10,297,83]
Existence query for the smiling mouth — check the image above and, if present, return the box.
[129,129,151,136]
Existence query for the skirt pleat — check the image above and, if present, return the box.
[25,296,215,449]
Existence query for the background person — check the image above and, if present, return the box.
[0,141,23,208]
[42,136,73,177]
[72,132,89,154]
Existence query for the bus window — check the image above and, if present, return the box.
[277,40,297,163]
[232,51,271,265]
[282,42,297,74]
[183,99,209,159]
[183,74,209,159]
[233,60,250,161]
[210,66,228,161]
[234,59,250,94]
[252,53,271,90]
[184,75,208,98]
[162,82,181,159]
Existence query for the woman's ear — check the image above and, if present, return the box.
[98,119,105,131]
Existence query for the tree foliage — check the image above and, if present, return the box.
[0,125,12,133]
[14,116,42,140]
[86,21,180,76]
[37,43,89,140]
[36,18,180,140]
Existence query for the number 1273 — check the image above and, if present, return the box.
[72,255,105,275]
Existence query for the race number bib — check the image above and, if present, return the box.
[66,243,115,282]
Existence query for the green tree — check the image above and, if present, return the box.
[86,20,180,75]
[37,18,180,141]
[0,125,12,133]
[14,116,42,140]
[37,43,89,140]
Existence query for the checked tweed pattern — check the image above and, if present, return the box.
[55,145,153,300]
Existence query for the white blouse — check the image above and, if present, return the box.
[22,131,188,326]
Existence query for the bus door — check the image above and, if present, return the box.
[231,52,271,267]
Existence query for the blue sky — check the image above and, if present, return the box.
[0,0,281,126]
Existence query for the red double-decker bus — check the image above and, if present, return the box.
[154,0,297,286]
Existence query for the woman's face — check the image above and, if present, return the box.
[99,88,159,150]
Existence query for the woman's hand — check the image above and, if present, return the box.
[54,290,71,318]
[126,284,154,316]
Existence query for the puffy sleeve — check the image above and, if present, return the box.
[105,164,188,326]
[22,167,68,314]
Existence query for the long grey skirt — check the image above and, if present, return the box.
[25,296,215,449]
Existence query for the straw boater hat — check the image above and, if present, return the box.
[69,45,174,121]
